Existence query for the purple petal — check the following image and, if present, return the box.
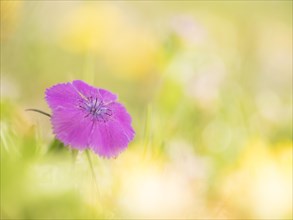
[72,80,117,102]
[45,83,80,110]
[90,120,132,158]
[89,103,135,158]
[51,108,93,149]
[99,88,117,103]
[72,80,99,98]
[109,102,135,139]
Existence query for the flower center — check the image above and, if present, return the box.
[79,96,112,122]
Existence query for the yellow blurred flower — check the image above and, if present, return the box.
[220,139,293,219]
[59,3,160,79]
[114,142,197,219]
[0,1,22,40]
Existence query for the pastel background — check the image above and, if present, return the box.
[1,1,292,219]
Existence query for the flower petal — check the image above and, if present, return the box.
[89,119,133,158]
[72,80,100,98]
[73,80,117,101]
[109,102,135,139]
[51,108,93,150]
[45,82,80,110]
[99,88,117,103]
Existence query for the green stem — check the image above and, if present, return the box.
[85,150,99,195]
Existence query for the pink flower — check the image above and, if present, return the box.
[45,80,135,158]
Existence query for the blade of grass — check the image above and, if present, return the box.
[143,104,152,158]
[25,109,51,118]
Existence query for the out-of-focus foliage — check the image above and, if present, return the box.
[1,1,292,219]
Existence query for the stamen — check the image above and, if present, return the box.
[79,97,112,122]
[105,109,112,116]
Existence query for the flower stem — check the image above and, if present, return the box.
[26,109,51,118]
[85,150,102,215]
[85,149,100,195]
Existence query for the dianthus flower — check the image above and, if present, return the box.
[45,80,135,158]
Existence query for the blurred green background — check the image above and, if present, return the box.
[1,1,292,219]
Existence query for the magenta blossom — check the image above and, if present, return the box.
[45,80,135,158]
